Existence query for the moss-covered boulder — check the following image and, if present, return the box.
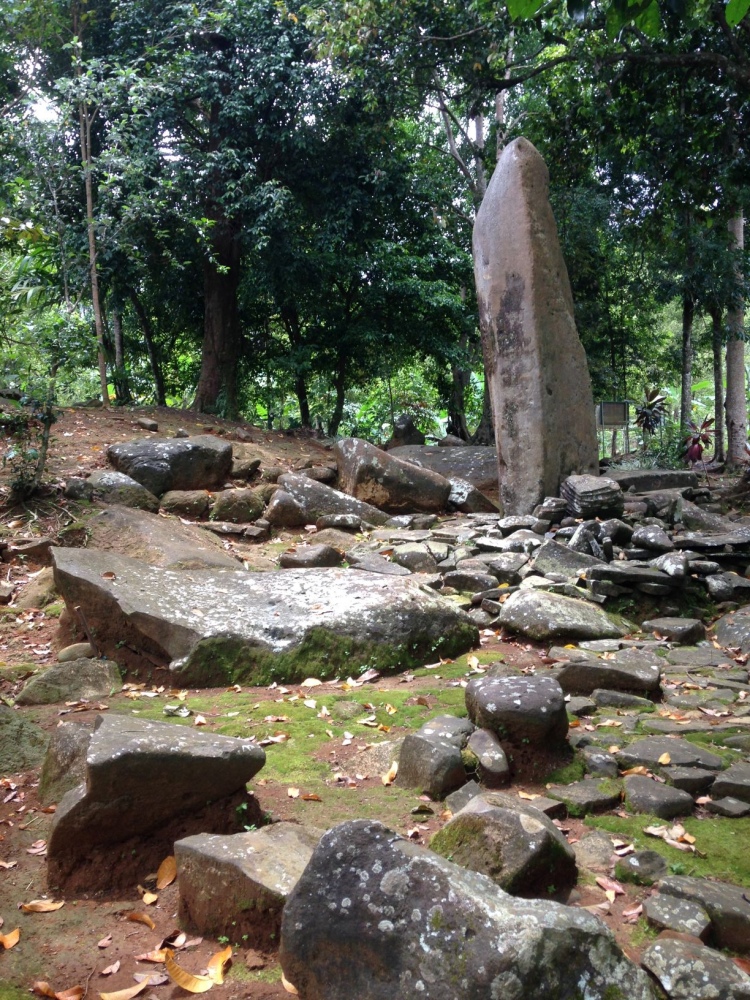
[51,547,478,686]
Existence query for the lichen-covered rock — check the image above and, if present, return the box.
[465,675,568,745]
[430,792,576,897]
[657,876,750,954]
[211,487,265,524]
[641,938,750,1000]
[51,547,478,686]
[0,705,49,774]
[498,589,628,641]
[15,657,121,706]
[336,438,452,514]
[279,819,657,1000]
[38,722,92,805]
[160,490,210,518]
[86,470,160,511]
[107,434,232,495]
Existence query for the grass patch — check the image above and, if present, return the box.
[588,815,750,887]
[229,963,282,984]
[413,648,501,682]
[0,661,36,681]
[0,985,33,1000]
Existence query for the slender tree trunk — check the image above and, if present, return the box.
[281,306,311,427]
[447,330,471,440]
[710,305,725,463]
[680,291,694,430]
[726,210,746,467]
[111,308,132,404]
[328,353,348,437]
[79,101,109,408]
[129,289,166,406]
[471,369,495,445]
[194,218,241,417]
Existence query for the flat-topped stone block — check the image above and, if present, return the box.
[176,823,322,947]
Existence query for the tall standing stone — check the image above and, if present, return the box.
[474,137,598,514]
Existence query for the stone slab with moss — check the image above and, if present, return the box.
[51,547,478,686]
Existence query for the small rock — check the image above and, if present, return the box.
[279,544,344,569]
[465,675,568,745]
[160,490,210,518]
[137,417,158,431]
[546,779,622,817]
[706,797,750,817]
[644,894,711,939]
[624,775,694,819]
[15,658,122,706]
[615,850,667,886]
[466,729,509,786]
[642,937,750,999]
[57,641,96,662]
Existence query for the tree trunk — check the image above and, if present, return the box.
[710,304,725,463]
[471,368,495,445]
[194,218,241,417]
[680,291,694,430]
[129,289,166,406]
[447,331,471,440]
[328,353,348,438]
[111,308,132,404]
[726,210,747,467]
[79,100,109,408]
[281,306,311,427]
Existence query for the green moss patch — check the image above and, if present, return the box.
[171,621,478,687]
[589,814,750,887]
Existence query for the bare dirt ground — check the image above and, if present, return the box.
[0,405,730,996]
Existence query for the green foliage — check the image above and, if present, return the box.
[0,385,57,499]
[635,388,667,438]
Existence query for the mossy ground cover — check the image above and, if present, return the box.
[589,814,750,887]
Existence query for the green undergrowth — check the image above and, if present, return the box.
[119,678,468,789]
[588,814,750,887]
[0,984,31,1000]
[682,730,747,765]
[545,754,584,785]
[228,963,283,985]
[413,648,503,681]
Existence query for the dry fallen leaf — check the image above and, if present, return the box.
[194,714,207,727]
[301,793,322,802]
[281,972,299,995]
[133,973,168,986]
[207,944,232,984]
[164,949,214,993]
[156,855,177,890]
[384,703,397,715]
[0,927,19,949]
[595,876,625,896]
[300,677,322,688]
[31,983,56,997]
[382,761,398,786]
[100,961,120,976]
[517,791,540,800]
[657,752,671,765]
[56,987,84,1000]
[126,911,156,930]
[135,949,167,963]
[142,891,158,905]
[99,980,151,1000]
[20,899,65,913]
[287,787,300,799]
[98,934,113,948]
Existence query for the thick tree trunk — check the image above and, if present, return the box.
[194,219,241,417]
[471,368,495,445]
[726,210,747,467]
[680,291,694,430]
[129,289,166,406]
[710,305,725,463]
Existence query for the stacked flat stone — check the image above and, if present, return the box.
[560,474,625,519]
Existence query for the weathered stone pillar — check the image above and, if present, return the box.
[474,137,598,514]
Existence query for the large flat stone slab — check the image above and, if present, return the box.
[79,505,241,570]
[658,876,750,954]
[176,824,322,948]
[48,714,265,890]
[335,438,451,514]
[51,547,478,685]
[267,472,390,527]
[555,649,661,694]
[473,137,598,514]
[609,469,699,492]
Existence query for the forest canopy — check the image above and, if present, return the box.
[0,0,747,453]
